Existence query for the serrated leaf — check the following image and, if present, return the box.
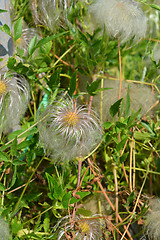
[14,17,23,41]
[69,71,77,97]
[109,98,123,117]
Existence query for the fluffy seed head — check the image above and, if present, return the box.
[145,198,160,240]
[90,79,157,122]
[55,214,104,239]
[0,72,30,134]
[89,0,147,43]
[37,94,103,161]
[30,0,75,31]
[0,218,11,240]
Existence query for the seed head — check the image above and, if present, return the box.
[37,94,103,161]
[0,72,30,134]
[0,218,11,240]
[89,0,147,43]
[30,0,75,31]
[55,214,104,239]
[145,198,160,240]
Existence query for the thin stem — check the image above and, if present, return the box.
[129,141,133,192]
[72,161,82,223]
[132,140,136,190]
[117,35,122,100]
[88,158,133,240]
[132,163,150,213]
[100,78,104,122]
[113,166,119,225]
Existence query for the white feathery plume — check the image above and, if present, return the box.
[145,198,160,240]
[55,214,104,239]
[30,0,75,31]
[89,0,147,43]
[0,218,11,240]
[0,72,30,134]
[37,94,103,161]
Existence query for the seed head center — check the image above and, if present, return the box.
[63,111,79,126]
[0,81,7,95]
[79,222,90,233]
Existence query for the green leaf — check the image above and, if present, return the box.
[116,137,128,151]
[69,71,77,97]
[78,30,89,45]
[11,216,23,234]
[87,79,101,96]
[0,9,8,13]
[28,35,37,56]
[43,213,50,233]
[77,208,93,217]
[0,24,13,38]
[31,32,67,55]
[70,191,90,204]
[141,121,156,136]
[103,121,113,129]
[148,3,160,11]
[8,166,17,190]
[125,85,130,117]
[62,192,72,209]
[109,99,123,117]
[10,137,17,156]
[47,69,61,90]
[0,183,5,191]
[12,160,26,166]
[7,57,16,69]
[46,173,62,200]
[17,140,31,150]
[8,128,38,141]
[134,131,153,141]
[139,1,160,10]
[120,152,129,163]
[14,17,23,41]
[0,151,10,162]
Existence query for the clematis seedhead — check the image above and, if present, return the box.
[37,94,103,161]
